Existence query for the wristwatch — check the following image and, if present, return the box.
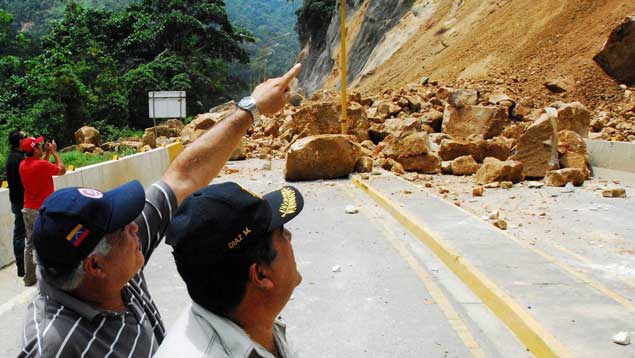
[237,96,261,126]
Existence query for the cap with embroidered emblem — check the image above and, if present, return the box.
[33,180,146,274]
[166,182,304,258]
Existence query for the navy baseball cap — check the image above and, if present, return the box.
[34,180,146,274]
[166,182,304,260]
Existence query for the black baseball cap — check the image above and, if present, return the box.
[33,180,146,274]
[166,182,304,260]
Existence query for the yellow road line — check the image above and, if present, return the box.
[343,186,487,358]
[548,242,635,292]
[391,173,635,309]
[352,176,571,358]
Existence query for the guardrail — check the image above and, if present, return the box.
[0,143,184,268]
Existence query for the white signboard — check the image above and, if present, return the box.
[148,91,186,118]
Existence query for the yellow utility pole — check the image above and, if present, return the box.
[340,0,348,134]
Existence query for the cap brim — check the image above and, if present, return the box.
[263,186,304,232]
[34,136,44,144]
[104,180,146,233]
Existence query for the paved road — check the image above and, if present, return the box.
[0,160,528,357]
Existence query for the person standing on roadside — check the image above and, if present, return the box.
[5,129,27,278]
[19,136,66,286]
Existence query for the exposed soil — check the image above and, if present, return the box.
[350,0,635,112]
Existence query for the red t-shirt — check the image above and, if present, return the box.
[19,157,61,209]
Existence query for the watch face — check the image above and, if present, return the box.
[239,97,255,110]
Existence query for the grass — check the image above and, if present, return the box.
[57,151,112,168]
[55,148,139,170]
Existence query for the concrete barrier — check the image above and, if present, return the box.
[586,140,635,173]
[0,189,13,269]
[53,146,174,191]
[586,140,635,183]
[0,143,184,268]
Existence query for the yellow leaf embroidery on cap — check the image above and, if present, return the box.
[279,187,297,218]
[237,183,261,199]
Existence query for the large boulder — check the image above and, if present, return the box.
[181,109,232,144]
[381,132,431,159]
[484,137,513,161]
[369,117,422,142]
[510,114,559,178]
[442,105,510,139]
[142,129,156,148]
[545,168,585,187]
[381,132,439,173]
[374,99,402,118]
[449,89,479,108]
[285,135,362,181]
[384,117,422,137]
[118,140,143,152]
[554,102,591,138]
[438,139,487,162]
[281,101,369,142]
[78,143,96,153]
[475,158,524,184]
[594,16,635,85]
[451,155,480,176]
[75,126,101,147]
[397,153,441,174]
[421,109,444,132]
[557,130,591,178]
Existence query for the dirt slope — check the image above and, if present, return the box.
[311,0,634,111]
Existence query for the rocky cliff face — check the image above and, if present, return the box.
[297,0,418,96]
[297,0,635,109]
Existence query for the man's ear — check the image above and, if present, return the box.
[83,256,107,279]
[248,263,274,290]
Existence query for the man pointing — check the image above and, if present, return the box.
[18,64,302,358]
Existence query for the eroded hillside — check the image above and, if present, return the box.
[298,0,635,112]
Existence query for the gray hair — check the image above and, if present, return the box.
[37,236,114,291]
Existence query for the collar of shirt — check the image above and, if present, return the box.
[191,302,288,358]
[38,276,103,320]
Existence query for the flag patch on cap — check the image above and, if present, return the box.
[78,188,103,199]
[66,224,90,247]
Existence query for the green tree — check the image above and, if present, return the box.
[0,0,250,148]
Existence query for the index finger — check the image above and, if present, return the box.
[280,63,302,86]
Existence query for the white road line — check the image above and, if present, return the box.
[0,287,37,316]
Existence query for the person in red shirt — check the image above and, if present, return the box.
[19,136,66,286]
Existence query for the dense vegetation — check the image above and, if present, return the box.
[0,0,332,180]
[0,0,250,177]
[0,0,132,38]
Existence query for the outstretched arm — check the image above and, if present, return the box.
[162,63,302,204]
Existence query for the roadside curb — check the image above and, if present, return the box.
[352,176,572,358]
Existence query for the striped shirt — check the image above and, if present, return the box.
[19,181,177,358]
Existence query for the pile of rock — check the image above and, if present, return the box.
[254,81,597,185]
[74,126,103,154]
[588,98,635,141]
[141,119,183,150]
[73,119,184,155]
